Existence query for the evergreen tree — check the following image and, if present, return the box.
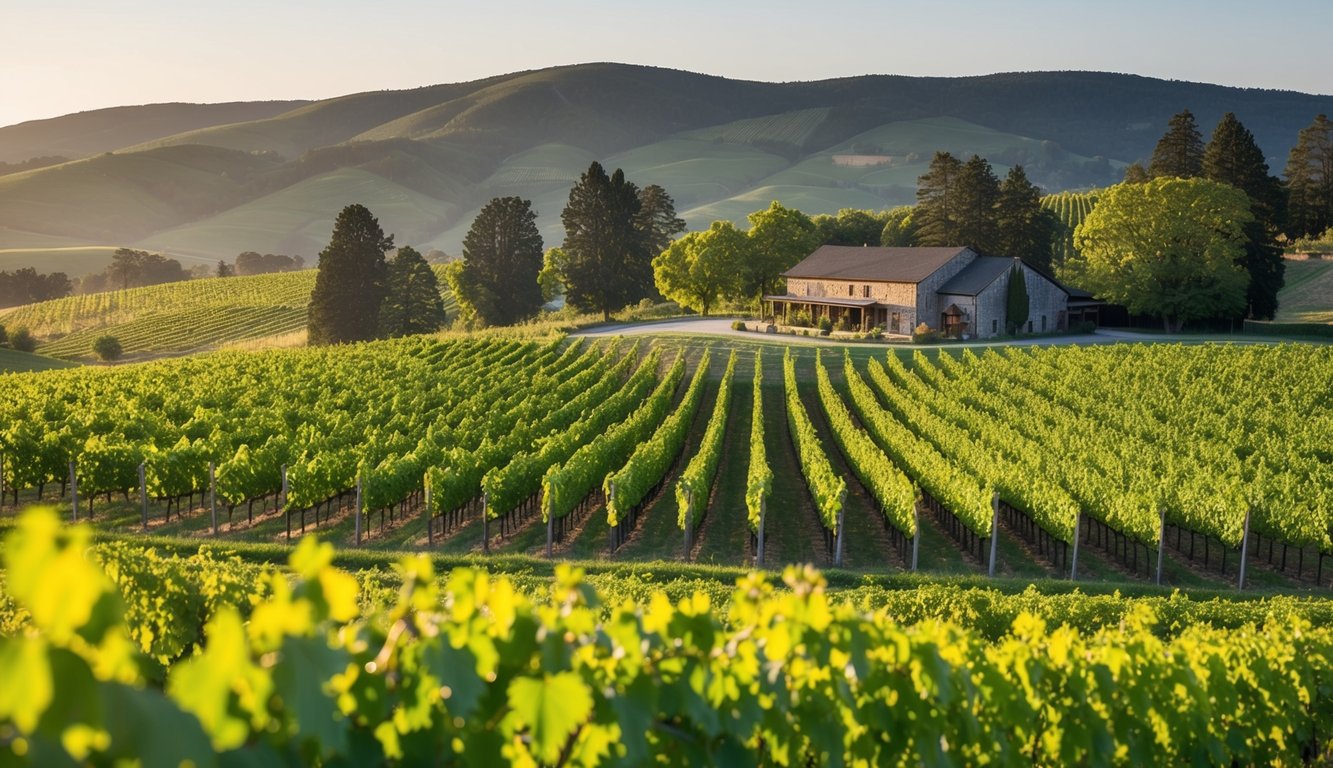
[308,204,393,345]
[380,246,447,337]
[1123,163,1151,184]
[1148,109,1204,179]
[993,166,1057,270]
[635,184,686,261]
[915,152,966,246]
[1283,114,1333,239]
[1005,263,1030,334]
[956,155,1001,251]
[1203,113,1287,319]
[459,196,545,326]
[561,162,648,320]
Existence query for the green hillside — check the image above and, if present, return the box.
[0,346,78,373]
[0,245,131,275]
[4,65,1333,268]
[0,268,457,361]
[1275,258,1333,324]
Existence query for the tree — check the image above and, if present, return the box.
[1123,163,1150,184]
[1203,112,1287,319]
[742,201,820,302]
[879,206,917,247]
[216,261,234,278]
[537,247,568,304]
[955,155,1001,251]
[308,204,393,345]
[994,166,1057,270]
[1148,109,1204,179]
[459,197,545,326]
[105,248,187,290]
[653,221,746,316]
[1284,114,1333,239]
[0,268,71,308]
[1073,178,1251,332]
[1005,263,1030,334]
[380,246,447,337]
[634,185,686,269]
[92,336,123,362]
[0,324,7,347]
[813,208,887,247]
[9,327,36,353]
[915,152,966,246]
[560,162,649,320]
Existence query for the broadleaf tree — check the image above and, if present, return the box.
[1073,178,1251,332]
[308,204,393,345]
[742,201,820,302]
[652,221,746,316]
[459,196,545,326]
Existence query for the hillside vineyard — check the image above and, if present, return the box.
[0,337,1330,576]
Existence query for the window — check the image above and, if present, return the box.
[848,284,855,296]
[1027,320,1033,333]
[890,312,901,334]
[862,285,870,298]
[1041,315,1047,331]
[992,319,997,334]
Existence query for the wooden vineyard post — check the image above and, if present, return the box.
[834,489,847,568]
[1070,510,1083,581]
[1155,509,1167,586]
[911,504,921,571]
[756,497,766,568]
[482,494,491,555]
[281,465,290,541]
[548,483,563,559]
[987,492,999,577]
[425,481,433,547]
[1238,508,1253,590]
[0,452,5,511]
[354,475,363,547]
[683,488,693,561]
[139,462,148,531]
[69,460,78,523]
[209,462,218,535]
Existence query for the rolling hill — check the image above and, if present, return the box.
[3,63,1332,274]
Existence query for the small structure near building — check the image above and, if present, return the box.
[764,245,1071,338]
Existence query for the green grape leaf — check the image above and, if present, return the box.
[504,672,592,764]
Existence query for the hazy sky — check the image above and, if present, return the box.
[4,0,1331,128]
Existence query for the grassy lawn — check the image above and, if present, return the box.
[1275,258,1333,324]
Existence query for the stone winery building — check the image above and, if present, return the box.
[764,245,1071,338]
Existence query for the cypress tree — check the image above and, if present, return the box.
[308,204,393,345]
[1148,109,1204,179]
[460,196,545,326]
[1005,263,1030,334]
[1203,113,1287,319]
[380,246,447,337]
[1283,114,1333,239]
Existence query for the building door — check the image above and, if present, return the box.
[890,312,900,334]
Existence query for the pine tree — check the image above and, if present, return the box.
[1203,113,1286,319]
[561,162,648,320]
[460,196,545,326]
[308,204,393,345]
[1005,263,1030,334]
[915,152,966,246]
[380,246,447,337]
[956,155,1001,251]
[1283,114,1333,239]
[1123,163,1150,184]
[994,166,1057,270]
[635,185,686,260]
[1148,109,1204,179]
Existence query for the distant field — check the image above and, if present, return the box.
[606,138,790,208]
[1275,258,1333,324]
[681,184,888,230]
[0,267,456,360]
[0,245,129,276]
[681,107,832,148]
[0,347,79,373]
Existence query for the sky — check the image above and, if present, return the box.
[4,0,1331,128]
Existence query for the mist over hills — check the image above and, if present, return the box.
[3,63,1331,275]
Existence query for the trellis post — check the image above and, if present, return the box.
[1155,509,1167,586]
[987,492,1000,577]
[354,474,363,546]
[209,462,218,535]
[482,494,491,554]
[1238,508,1253,590]
[1070,510,1083,581]
[833,489,847,568]
[139,462,148,531]
[912,504,921,571]
[69,460,78,523]
[756,496,766,568]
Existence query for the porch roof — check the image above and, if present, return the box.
[764,294,880,308]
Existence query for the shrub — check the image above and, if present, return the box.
[1075,320,1097,334]
[788,309,812,328]
[868,326,884,340]
[9,327,36,353]
[817,316,833,335]
[731,320,747,331]
[93,335,123,362]
[912,322,940,344]
[835,315,851,332]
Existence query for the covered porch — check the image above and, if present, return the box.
[763,295,884,331]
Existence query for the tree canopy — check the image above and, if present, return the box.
[308,204,393,345]
[1283,114,1333,240]
[1004,263,1030,334]
[1148,109,1204,179]
[560,162,651,320]
[652,221,746,316]
[742,202,820,301]
[1203,112,1287,319]
[1073,178,1251,331]
[380,246,447,337]
[459,196,545,326]
[994,166,1057,272]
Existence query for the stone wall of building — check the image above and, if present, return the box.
[914,249,978,333]
[964,262,1068,338]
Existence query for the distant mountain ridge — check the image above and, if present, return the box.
[3,63,1331,273]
